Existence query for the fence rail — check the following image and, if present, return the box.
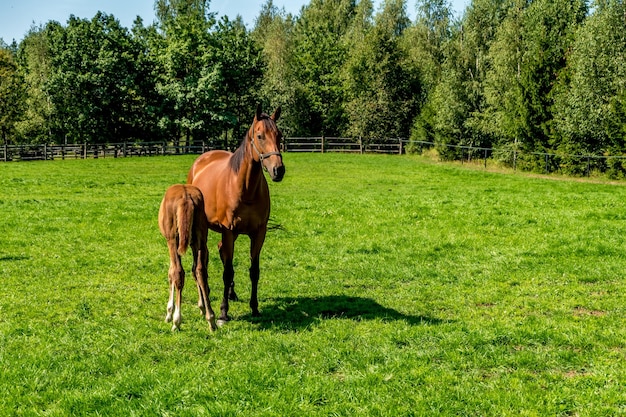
[2,138,624,177]
[0,137,404,162]
[284,137,403,154]
[0,142,214,162]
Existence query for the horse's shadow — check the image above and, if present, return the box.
[242,295,445,331]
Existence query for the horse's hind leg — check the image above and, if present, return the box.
[192,240,217,331]
[165,240,184,331]
[218,233,237,324]
[218,239,239,302]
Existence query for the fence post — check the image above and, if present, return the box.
[3,143,6,162]
[83,143,87,159]
[321,136,325,153]
[484,149,487,169]
[399,139,403,155]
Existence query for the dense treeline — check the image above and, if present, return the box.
[1,0,625,173]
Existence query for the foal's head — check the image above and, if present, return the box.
[249,104,285,182]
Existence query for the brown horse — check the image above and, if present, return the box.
[187,104,285,324]
[158,184,217,331]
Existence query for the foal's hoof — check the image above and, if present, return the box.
[228,291,239,302]
[171,324,180,332]
[208,318,218,332]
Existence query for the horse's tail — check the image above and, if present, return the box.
[176,193,194,256]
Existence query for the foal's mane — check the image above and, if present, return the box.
[229,113,273,174]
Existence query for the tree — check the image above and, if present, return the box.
[417,0,513,158]
[479,0,586,169]
[253,1,298,135]
[553,0,626,161]
[214,16,265,147]
[153,0,221,146]
[403,0,452,96]
[289,0,356,136]
[15,25,55,144]
[343,0,420,139]
[0,46,25,144]
[46,13,150,144]
[404,0,453,145]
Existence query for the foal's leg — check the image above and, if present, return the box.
[192,239,217,331]
[249,227,267,317]
[218,232,237,324]
[165,240,184,331]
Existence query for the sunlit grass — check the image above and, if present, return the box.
[1,154,626,415]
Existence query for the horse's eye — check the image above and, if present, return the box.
[257,134,263,141]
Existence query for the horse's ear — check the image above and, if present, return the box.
[255,104,262,121]
[271,106,281,122]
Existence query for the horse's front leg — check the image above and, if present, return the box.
[218,232,237,324]
[249,227,267,317]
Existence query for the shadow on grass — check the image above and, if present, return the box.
[0,255,29,262]
[243,295,445,331]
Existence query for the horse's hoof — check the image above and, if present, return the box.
[229,292,239,302]
[171,324,180,332]
[165,314,173,323]
[217,316,231,327]
[251,310,261,318]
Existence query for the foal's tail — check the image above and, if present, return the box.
[176,195,194,256]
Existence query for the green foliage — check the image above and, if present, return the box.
[343,0,420,140]
[214,16,265,146]
[290,0,355,136]
[0,46,25,144]
[3,155,626,415]
[553,0,626,156]
[45,13,152,144]
[3,0,626,162]
[252,1,298,135]
[14,26,55,144]
[480,0,587,161]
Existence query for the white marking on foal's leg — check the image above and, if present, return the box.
[165,283,174,323]
[172,307,181,331]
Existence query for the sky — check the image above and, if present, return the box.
[1,0,470,44]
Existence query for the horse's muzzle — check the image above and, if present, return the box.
[271,164,285,182]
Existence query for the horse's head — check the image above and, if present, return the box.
[250,104,285,182]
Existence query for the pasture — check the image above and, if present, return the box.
[1,153,625,416]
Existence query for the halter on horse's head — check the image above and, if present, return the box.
[249,104,285,182]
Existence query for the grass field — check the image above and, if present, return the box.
[1,153,626,416]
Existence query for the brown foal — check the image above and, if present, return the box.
[158,184,217,331]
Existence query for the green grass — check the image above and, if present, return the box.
[1,153,626,416]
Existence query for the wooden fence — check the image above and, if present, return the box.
[0,142,213,162]
[284,137,403,154]
[0,137,404,162]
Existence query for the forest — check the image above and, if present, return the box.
[1,0,625,174]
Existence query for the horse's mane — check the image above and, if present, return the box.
[229,136,246,174]
[229,114,272,174]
